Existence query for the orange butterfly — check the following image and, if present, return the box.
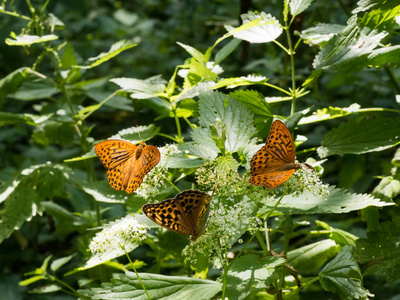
[249,120,300,189]
[95,140,160,193]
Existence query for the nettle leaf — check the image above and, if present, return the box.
[215,155,239,172]
[198,89,256,153]
[369,44,400,66]
[191,128,221,153]
[79,272,222,300]
[85,89,134,112]
[213,75,268,90]
[225,11,283,43]
[109,124,160,142]
[353,0,400,13]
[320,246,373,300]
[110,77,166,99]
[318,118,400,158]
[258,185,392,215]
[288,240,339,274]
[180,143,218,160]
[0,185,39,243]
[301,23,345,46]
[289,0,315,16]
[314,24,388,73]
[5,33,58,46]
[354,217,400,282]
[177,42,205,63]
[299,104,361,124]
[215,38,241,64]
[225,255,285,299]
[76,180,130,203]
[78,40,137,69]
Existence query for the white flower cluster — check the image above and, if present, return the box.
[183,195,262,266]
[89,216,149,258]
[136,144,181,199]
[287,163,330,197]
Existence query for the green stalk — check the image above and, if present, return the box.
[221,240,228,300]
[125,252,151,300]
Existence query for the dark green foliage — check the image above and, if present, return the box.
[1,0,400,299]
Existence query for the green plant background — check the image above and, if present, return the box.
[1,0,400,299]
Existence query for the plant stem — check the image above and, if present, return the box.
[163,177,181,193]
[174,110,182,144]
[157,132,179,142]
[125,252,151,300]
[285,276,320,297]
[255,231,269,255]
[221,240,228,300]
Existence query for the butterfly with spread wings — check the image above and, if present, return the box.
[95,140,160,193]
[249,120,301,189]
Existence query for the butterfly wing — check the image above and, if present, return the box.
[125,145,160,193]
[95,140,137,191]
[142,190,211,240]
[249,120,297,188]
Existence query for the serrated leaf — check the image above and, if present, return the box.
[289,0,315,16]
[301,23,344,45]
[79,272,222,300]
[288,240,339,274]
[316,221,359,246]
[32,121,76,146]
[215,155,239,172]
[198,89,256,153]
[110,77,166,99]
[225,12,283,43]
[110,124,160,142]
[5,33,58,46]
[368,44,400,66]
[50,254,76,272]
[77,40,137,69]
[320,246,373,300]
[225,255,285,299]
[191,128,221,153]
[317,118,400,158]
[299,104,360,124]
[354,217,400,281]
[258,185,393,215]
[212,75,268,90]
[314,25,387,73]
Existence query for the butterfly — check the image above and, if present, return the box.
[249,119,300,189]
[142,189,213,241]
[95,140,160,193]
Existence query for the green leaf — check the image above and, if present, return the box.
[180,143,218,160]
[0,112,52,127]
[289,0,315,16]
[213,75,268,90]
[320,246,373,300]
[32,121,76,146]
[299,104,360,124]
[214,38,241,64]
[50,254,76,272]
[225,12,283,43]
[372,175,400,201]
[76,180,129,203]
[0,67,30,99]
[287,240,339,274]
[79,272,222,299]
[177,42,205,63]
[5,33,58,46]
[77,40,137,69]
[41,202,76,234]
[354,217,400,281]
[110,77,166,99]
[109,124,160,143]
[8,80,59,101]
[318,118,400,158]
[191,128,221,153]
[19,275,44,286]
[301,23,344,46]
[30,284,62,294]
[316,221,359,247]
[368,44,400,66]
[258,185,393,215]
[215,155,239,172]
[225,255,285,299]
[314,25,387,73]
[198,89,256,153]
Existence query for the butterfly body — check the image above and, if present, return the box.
[95,139,160,193]
[142,190,212,241]
[249,120,299,189]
